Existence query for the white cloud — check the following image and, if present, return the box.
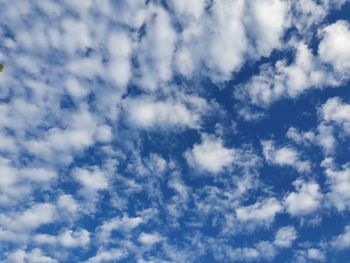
[286,122,337,155]
[284,179,322,216]
[74,167,109,196]
[168,0,206,21]
[60,18,92,54]
[286,127,315,145]
[108,1,147,29]
[38,1,62,17]
[57,194,79,216]
[214,240,278,262]
[34,229,90,248]
[125,96,207,129]
[98,214,144,242]
[237,19,350,108]
[138,232,163,246]
[57,229,90,248]
[107,31,133,88]
[294,248,326,263]
[6,248,58,263]
[24,107,112,165]
[226,247,260,261]
[15,203,55,230]
[321,97,350,134]
[318,20,350,74]
[0,203,55,233]
[315,124,337,153]
[274,226,297,248]
[137,5,177,90]
[290,97,350,155]
[0,158,58,206]
[63,0,93,16]
[168,177,189,201]
[236,41,329,106]
[146,153,167,174]
[323,160,350,211]
[331,224,350,249]
[292,0,328,32]
[171,0,250,81]
[185,134,236,173]
[0,203,56,245]
[246,0,290,57]
[307,248,325,262]
[262,140,310,173]
[236,197,283,226]
[20,168,57,182]
[67,55,104,80]
[65,77,89,99]
[6,249,26,263]
[202,0,247,81]
[85,249,126,263]
[0,1,349,261]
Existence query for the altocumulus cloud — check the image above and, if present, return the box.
[0,0,350,262]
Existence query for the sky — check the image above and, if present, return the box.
[0,0,350,262]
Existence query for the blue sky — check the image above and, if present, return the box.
[0,0,350,262]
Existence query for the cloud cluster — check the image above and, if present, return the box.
[0,0,350,262]
[236,20,350,111]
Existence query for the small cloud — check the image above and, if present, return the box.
[185,134,236,173]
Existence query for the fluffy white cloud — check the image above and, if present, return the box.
[236,41,329,107]
[168,0,206,21]
[237,20,350,108]
[321,97,350,134]
[202,0,247,81]
[0,203,56,244]
[331,224,350,249]
[137,5,177,90]
[172,0,291,81]
[262,140,310,173]
[284,179,322,216]
[98,214,144,242]
[125,97,205,129]
[85,249,127,263]
[273,226,297,248]
[107,31,133,88]
[24,107,112,165]
[286,127,315,145]
[0,1,349,262]
[236,197,283,226]
[60,18,92,54]
[294,248,326,263]
[138,232,163,246]
[74,167,109,197]
[246,0,290,57]
[292,0,328,32]
[214,240,278,262]
[318,20,350,74]
[16,203,56,230]
[57,194,79,216]
[65,77,89,99]
[107,1,147,29]
[0,158,58,206]
[58,229,90,248]
[34,228,90,248]
[323,159,350,211]
[185,134,236,173]
[307,248,326,262]
[288,97,350,155]
[286,124,337,154]
[6,248,58,263]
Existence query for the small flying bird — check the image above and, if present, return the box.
[0,64,4,72]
